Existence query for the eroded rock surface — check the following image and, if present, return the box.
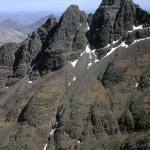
[0,0,150,150]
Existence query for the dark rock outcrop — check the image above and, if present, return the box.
[13,5,88,76]
[0,1,150,150]
[89,0,150,49]
[0,43,20,67]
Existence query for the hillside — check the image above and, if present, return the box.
[0,19,26,31]
[0,26,26,45]
[0,0,150,150]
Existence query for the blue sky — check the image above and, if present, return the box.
[0,0,149,13]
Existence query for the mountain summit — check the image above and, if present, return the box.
[0,0,150,150]
[89,0,150,49]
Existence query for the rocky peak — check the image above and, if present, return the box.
[101,0,121,7]
[13,5,88,76]
[0,1,150,150]
[33,5,88,73]
[45,4,87,52]
[89,0,150,49]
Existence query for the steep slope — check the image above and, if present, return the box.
[0,0,150,150]
[13,5,88,76]
[89,0,150,49]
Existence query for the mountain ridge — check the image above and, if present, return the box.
[0,0,150,150]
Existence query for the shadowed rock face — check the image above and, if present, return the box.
[13,16,57,77]
[0,43,20,93]
[89,0,150,49]
[13,5,88,76]
[0,0,150,150]
[0,43,20,67]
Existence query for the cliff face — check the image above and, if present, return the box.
[13,5,88,76]
[89,0,150,49]
[0,0,150,150]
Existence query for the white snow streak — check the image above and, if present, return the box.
[104,44,110,48]
[50,128,56,135]
[94,59,99,63]
[43,143,47,150]
[104,36,150,58]
[113,40,119,44]
[87,23,90,31]
[133,25,143,30]
[131,37,150,45]
[135,82,139,88]
[104,41,128,58]
[88,62,92,67]
[85,44,91,53]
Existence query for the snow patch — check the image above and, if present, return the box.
[104,41,128,58]
[85,44,99,63]
[80,52,84,56]
[128,25,143,33]
[88,62,92,67]
[43,143,47,150]
[28,80,33,84]
[135,82,139,88]
[133,25,143,30]
[121,42,128,48]
[105,44,110,48]
[85,44,91,53]
[6,86,9,89]
[50,128,56,135]
[87,62,93,70]
[70,59,78,68]
[94,59,99,63]
[113,40,119,44]
[73,76,77,81]
[87,23,90,31]
[50,122,58,136]
[78,140,81,144]
[68,82,71,86]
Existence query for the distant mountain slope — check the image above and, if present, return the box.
[0,11,52,25]
[0,19,26,31]
[0,1,150,150]
[21,16,50,34]
[0,26,27,45]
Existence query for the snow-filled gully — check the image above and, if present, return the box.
[69,25,150,88]
[43,122,58,150]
